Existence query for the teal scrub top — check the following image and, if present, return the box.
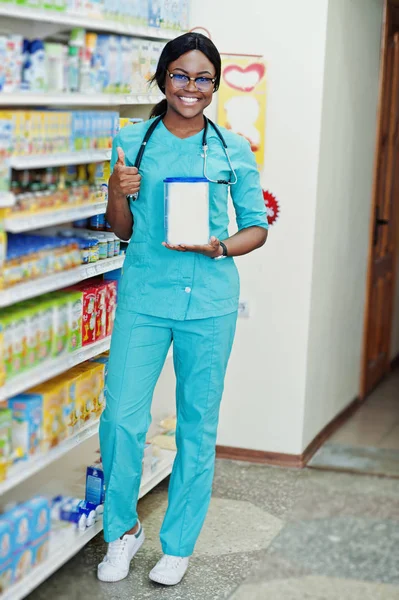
[111,118,268,321]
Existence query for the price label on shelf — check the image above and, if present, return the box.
[86,266,96,278]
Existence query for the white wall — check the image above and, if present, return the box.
[302,0,382,448]
[188,0,329,454]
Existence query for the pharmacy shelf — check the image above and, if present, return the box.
[4,201,107,233]
[10,149,111,170]
[0,336,112,403]
[0,5,179,40]
[3,449,176,600]
[0,420,100,496]
[0,92,164,107]
[0,254,124,308]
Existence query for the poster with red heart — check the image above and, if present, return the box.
[217,55,267,168]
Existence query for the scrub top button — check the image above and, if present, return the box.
[185,287,192,294]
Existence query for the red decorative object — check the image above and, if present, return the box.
[263,190,280,226]
[223,63,266,92]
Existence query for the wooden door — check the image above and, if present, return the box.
[362,32,399,396]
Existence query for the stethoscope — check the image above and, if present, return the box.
[131,114,238,200]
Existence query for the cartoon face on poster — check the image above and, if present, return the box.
[217,55,266,168]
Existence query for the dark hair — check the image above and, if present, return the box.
[149,32,221,118]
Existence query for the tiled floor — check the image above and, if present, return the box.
[328,368,399,449]
[310,368,399,476]
[27,460,399,600]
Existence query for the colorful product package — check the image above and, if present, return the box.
[0,313,12,381]
[77,360,106,420]
[65,290,83,352]
[93,282,107,341]
[0,408,12,467]
[70,366,95,426]
[78,285,97,346]
[9,308,27,377]
[0,318,5,387]
[3,506,32,584]
[0,519,12,594]
[35,297,54,362]
[8,394,42,460]
[85,464,105,505]
[23,496,50,567]
[26,381,66,451]
[23,304,40,370]
[51,292,69,357]
[51,372,76,438]
[105,279,117,336]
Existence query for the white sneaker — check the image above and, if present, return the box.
[97,522,145,582]
[149,554,189,586]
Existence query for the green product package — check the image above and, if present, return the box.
[36,297,55,362]
[8,307,28,376]
[23,304,40,370]
[0,312,13,381]
[0,408,12,461]
[65,291,83,352]
[49,293,69,357]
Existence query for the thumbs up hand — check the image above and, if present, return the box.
[111,146,141,197]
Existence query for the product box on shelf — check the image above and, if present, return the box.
[26,380,66,451]
[0,408,12,467]
[35,297,54,363]
[51,292,70,357]
[67,284,96,346]
[0,519,12,594]
[71,365,96,426]
[3,505,33,584]
[24,496,51,567]
[0,320,5,387]
[85,464,105,506]
[8,394,42,461]
[105,279,117,336]
[63,290,83,352]
[93,281,107,341]
[148,0,161,27]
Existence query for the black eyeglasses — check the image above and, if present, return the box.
[167,70,216,92]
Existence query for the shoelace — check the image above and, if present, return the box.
[160,555,185,570]
[106,537,128,566]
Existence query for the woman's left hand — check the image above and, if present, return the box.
[162,236,222,258]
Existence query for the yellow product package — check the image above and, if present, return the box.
[75,361,106,421]
[27,379,67,452]
[70,363,103,425]
[48,373,76,440]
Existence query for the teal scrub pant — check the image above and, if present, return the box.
[99,307,237,557]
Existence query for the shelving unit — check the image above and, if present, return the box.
[0,5,178,40]
[0,420,100,496]
[2,449,176,600]
[10,149,111,170]
[0,336,112,402]
[4,201,107,233]
[0,254,124,307]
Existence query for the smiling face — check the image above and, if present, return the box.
[164,50,216,120]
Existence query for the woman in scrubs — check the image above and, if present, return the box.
[98,32,268,587]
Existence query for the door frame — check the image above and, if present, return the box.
[360,0,399,399]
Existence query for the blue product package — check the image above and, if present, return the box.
[0,558,13,594]
[148,0,161,27]
[0,519,12,566]
[23,497,50,567]
[3,507,30,554]
[85,465,105,505]
[8,394,43,460]
[11,547,33,584]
